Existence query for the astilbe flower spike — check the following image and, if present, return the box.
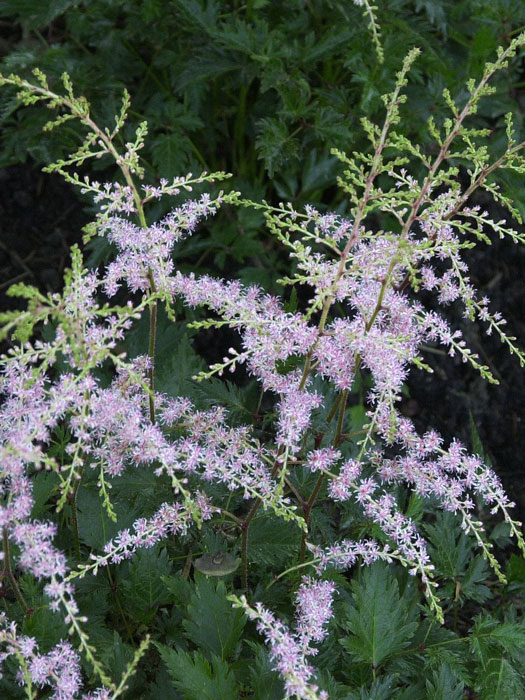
[230,576,336,700]
[1,32,525,698]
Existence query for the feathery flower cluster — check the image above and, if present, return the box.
[0,616,82,699]
[306,448,341,473]
[70,498,211,577]
[309,538,387,572]
[230,576,337,699]
[161,399,303,521]
[374,410,518,520]
[101,192,235,298]
[172,273,321,452]
[295,578,337,648]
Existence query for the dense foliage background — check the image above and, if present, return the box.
[0,1,524,698]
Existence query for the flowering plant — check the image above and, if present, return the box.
[0,18,524,699]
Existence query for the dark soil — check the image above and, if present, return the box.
[0,164,88,316]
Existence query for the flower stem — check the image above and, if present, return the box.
[240,450,283,590]
[147,272,158,424]
[299,390,349,562]
[2,528,30,616]
[71,479,81,561]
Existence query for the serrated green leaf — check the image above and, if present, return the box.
[100,631,135,686]
[76,485,139,551]
[248,514,301,567]
[30,471,60,518]
[476,656,525,700]
[460,555,491,603]
[182,577,246,661]
[123,308,204,400]
[151,133,190,180]
[193,378,256,424]
[0,0,77,29]
[340,562,419,667]
[425,664,464,700]
[424,512,473,580]
[507,554,525,583]
[245,641,284,700]
[161,575,192,604]
[120,547,173,623]
[156,645,239,700]
[470,614,525,661]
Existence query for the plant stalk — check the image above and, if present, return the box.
[2,528,30,615]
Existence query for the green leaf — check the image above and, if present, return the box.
[476,656,524,700]
[161,575,192,605]
[248,514,301,567]
[0,0,77,29]
[507,554,525,583]
[102,631,135,686]
[156,645,239,700]
[76,486,139,551]
[470,615,525,697]
[22,602,67,651]
[182,577,246,661]
[155,329,205,399]
[425,664,464,700]
[345,674,400,699]
[144,666,183,700]
[470,614,525,661]
[300,151,340,197]
[193,378,257,424]
[460,555,491,603]
[151,133,189,180]
[245,641,284,700]
[315,668,351,699]
[112,465,171,512]
[30,471,59,518]
[256,117,300,176]
[120,547,173,624]
[424,512,472,579]
[124,308,204,399]
[339,562,418,668]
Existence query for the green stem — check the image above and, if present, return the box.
[3,528,30,615]
[212,507,244,527]
[71,476,82,561]
[78,112,158,425]
[241,522,249,591]
[334,389,349,445]
[106,566,134,643]
[240,451,283,590]
[299,390,349,562]
[147,272,158,425]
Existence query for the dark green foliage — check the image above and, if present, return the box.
[244,641,285,700]
[182,576,246,661]
[156,645,239,699]
[2,0,525,227]
[470,615,525,698]
[425,512,492,605]
[339,562,419,668]
[119,547,173,624]
[248,514,302,567]
[76,485,139,550]
[346,674,401,700]
[425,664,465,700]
